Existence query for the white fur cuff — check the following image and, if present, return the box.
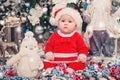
[45,52,53,56]
[78,54,87,58]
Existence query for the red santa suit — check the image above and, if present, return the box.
[44,30,88,71]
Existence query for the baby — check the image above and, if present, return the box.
[44,4,88,73]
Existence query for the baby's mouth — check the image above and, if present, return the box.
[64,27,68,28]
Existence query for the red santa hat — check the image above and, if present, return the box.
[50,4,83,32]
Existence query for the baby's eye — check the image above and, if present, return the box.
[61,20,65,22]
[68,21,72,23]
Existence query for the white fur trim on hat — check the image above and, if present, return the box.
[50,4,66,26]
[50,7,83,33]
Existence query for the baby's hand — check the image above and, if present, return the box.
[78,54,87,63]
[45,52,54,61]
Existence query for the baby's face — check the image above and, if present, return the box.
[58,14,77,34]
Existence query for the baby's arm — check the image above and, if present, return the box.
[76,33,89,63]
[45,33,55,61]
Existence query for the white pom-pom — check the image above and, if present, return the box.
[49,17,57,26]
[25,31,34,38]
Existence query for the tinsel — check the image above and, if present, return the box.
[0,56,120,80]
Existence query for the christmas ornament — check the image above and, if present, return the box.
[43,30,50,40]
[111,5,119,13]
[83,3,87,10]
[42,7,48,13]
[82,15,91,24]
[112,0,120,7]
[24,28,30,33]
[38,34,43,39]
[38,0,50,7]
[86,0,90,4]
[15,26,22,33]
[10,11,15,16]
[28,4,42,26]
[25,2,30,7]
[0,5,5,11]
[0,20,5,25]
[5,69,16,77]
[0,71,4,79]
[0,0,7,3]
[117,17,120,24]
[35,25,43,34]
